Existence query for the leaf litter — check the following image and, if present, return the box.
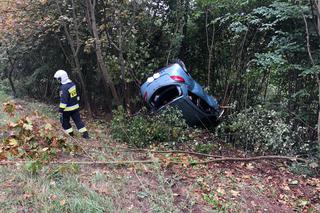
[0,100,319,212]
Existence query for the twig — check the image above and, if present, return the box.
[67,136,95,161]
[220,106,233,109]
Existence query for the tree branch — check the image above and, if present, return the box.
[0,155,307,167]
[120,148,223,158]
[187,156,308,165]
[0,160,157,166]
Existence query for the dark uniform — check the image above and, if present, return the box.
[59,82,89,138]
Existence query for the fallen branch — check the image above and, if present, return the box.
[0,160,157,166]
[119,148,223,158]
[185,155,308,165]
[0,155,307,167]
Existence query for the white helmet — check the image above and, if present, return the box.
[54,70,71,84]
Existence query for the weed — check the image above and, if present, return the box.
[195,143,214,154]
[203,193,231,212]
[91,171,106,183]
[289,163,316,177]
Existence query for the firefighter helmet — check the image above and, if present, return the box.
[54,70,71,84]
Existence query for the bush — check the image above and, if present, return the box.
[217,105,318,156]
[110,106,190,148]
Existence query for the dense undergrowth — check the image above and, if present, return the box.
[110,104,319,157]
[218,106,319,158]
[0,88,319,212]
[110,106,191,148]
[110,104,319,176]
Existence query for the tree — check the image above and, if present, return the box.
[55,0,92,116]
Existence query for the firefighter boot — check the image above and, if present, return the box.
[82,131,90,139]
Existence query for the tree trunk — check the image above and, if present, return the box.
[205,9,215,91]
[86,0,121,106]
[55,1,92,116]
[118,44,129,110]
[74,58,92,115]
[7,55,16,97]
[303,3,320,144]
[316,0,320,145]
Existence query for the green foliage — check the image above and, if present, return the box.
[195,143,214,154]
[217,105,314,155]
[110,106,189,148]
[0,81,11,100]
[24,160,43,175]
[289,162,318,177]
[203,193,230,211]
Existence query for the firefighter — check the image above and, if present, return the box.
[54,70,89,139]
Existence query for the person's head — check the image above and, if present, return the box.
[54,70,71,84]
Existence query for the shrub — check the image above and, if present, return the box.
[110,106,190,148]
[217,105,317,156]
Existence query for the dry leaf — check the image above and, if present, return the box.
[230,190,240,197]
[23,193,32,199]
[50,194,58,200]
[60,199,66,206]
[242,175,251,180]
[217,187,225,195]
[281,184,291,191]
[246,163,254,170]
[8,138,18,147]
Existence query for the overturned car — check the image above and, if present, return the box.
[140,61,224,126]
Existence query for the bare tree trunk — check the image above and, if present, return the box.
[316,1,320,145]
[205,8,215,91]
[302,5,320,144]
[118,39,130,111]
[86,0,120,106]
[7,54,16,97]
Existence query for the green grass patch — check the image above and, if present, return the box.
[0,166,116,213]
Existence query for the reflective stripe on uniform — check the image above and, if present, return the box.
[68,86,76,93]
[68,86,77,98]
[59,103,67,108]
[65,128,73,134]
[77,96,80,101]
[79,127,87,133]
[64,104,79,111]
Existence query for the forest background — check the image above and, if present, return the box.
[1,0,320,163]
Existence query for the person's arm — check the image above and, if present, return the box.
[59,86,69,112]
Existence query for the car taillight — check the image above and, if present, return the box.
[170,75,185,83]
[143,92,148,102]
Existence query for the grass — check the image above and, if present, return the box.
[0,166,116,213]
[0,84,11,125]
[0,164,193,212]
